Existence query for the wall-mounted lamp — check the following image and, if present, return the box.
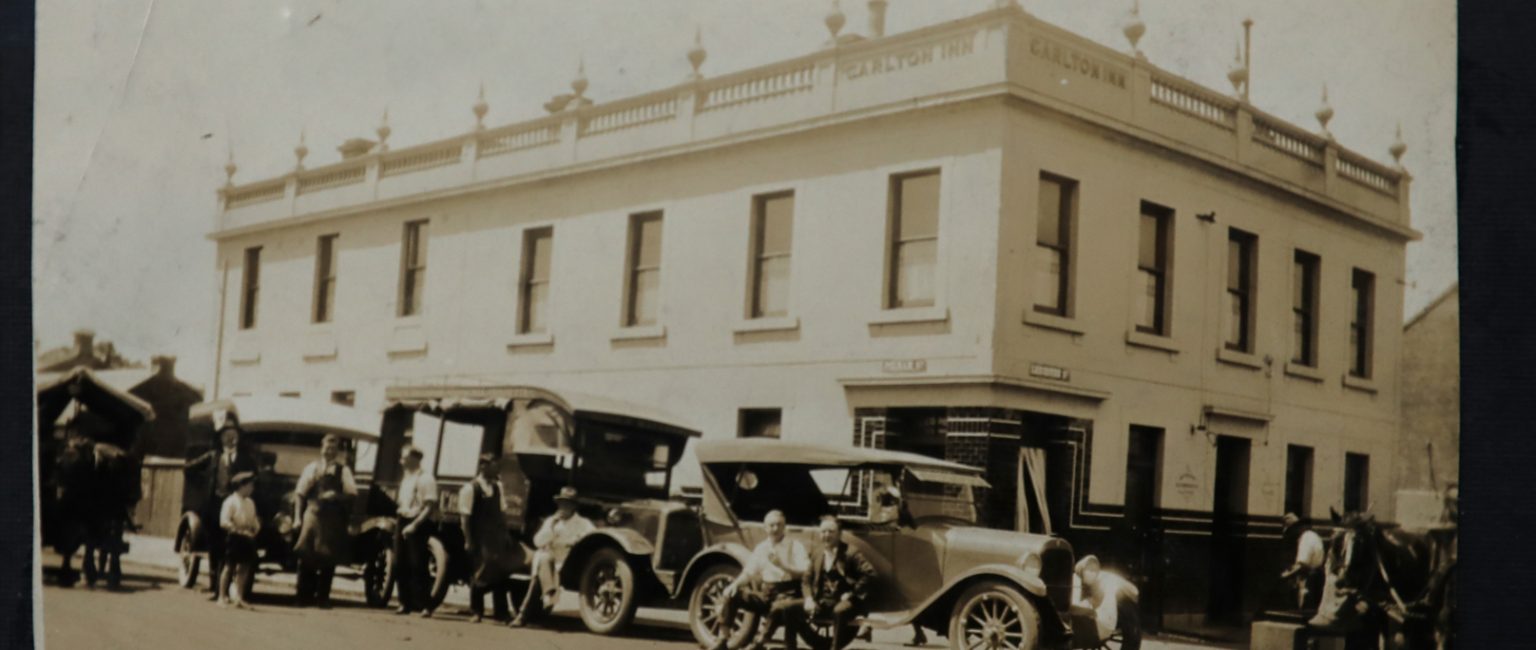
[1196,211,1217,223]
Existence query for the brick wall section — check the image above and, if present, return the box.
[1397,287,1459,494]
[944,407,1022,530]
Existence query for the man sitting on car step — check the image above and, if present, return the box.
[711,510,810,650]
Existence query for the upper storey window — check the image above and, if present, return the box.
[887,171,941,309]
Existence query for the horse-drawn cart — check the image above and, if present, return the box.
[37,367,155,588]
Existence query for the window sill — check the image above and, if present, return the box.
[1125,329,1180,354]
[734,316,800,334]
[611,324,667,342]
[1023,309,1085,335]
[869,305,949,326]
[1215,346,1263,370]
[1342,373,1378,394]
[506,331,555,349]
[230,335,261,365]
[1284,362,1325,383]
[388,324,428,356]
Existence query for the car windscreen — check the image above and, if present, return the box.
[902,471,980,525]
[706,463,848,526]
[573,425,674,500]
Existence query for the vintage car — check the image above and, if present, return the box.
[678,439,1078,650]
[175,396,392,595]
[363,384,702,627]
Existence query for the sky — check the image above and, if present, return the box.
[34,0,1457,390]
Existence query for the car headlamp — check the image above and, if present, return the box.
[1019,551,1042,577]
[275,514,294,536]
[606,508,627,525]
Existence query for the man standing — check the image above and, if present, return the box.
[710,510,810,650]
[292,434,357,608]
[460,455,521,624]
[511,485,594,627]
[1280,513,1326,612]
[798,516,875,650]
[185,421,258,600]
[393,445,437,617]
[1071,555,1141,650]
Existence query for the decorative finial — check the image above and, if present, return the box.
[376,108,391,152]
[571,58,588,98]
[1226,40,1248,97]
[1122,0,1147,59]
[294,129,308,170]
[687,26,707,81]
[1389,122,1408,167]
[223,145,237,186]
[473,83,489,130]
[1315,84,1334,138]
[825,0,846,44]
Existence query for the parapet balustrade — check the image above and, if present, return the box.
[1149,74,1237,130]
[218,7,1409,229]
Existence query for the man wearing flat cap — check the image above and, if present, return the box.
[511,485,594,627]
[1070,555,1141,650]
[1280,513,1326,612]
[186,420,259,599]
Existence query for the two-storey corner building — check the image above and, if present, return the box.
[207,4,1417,637]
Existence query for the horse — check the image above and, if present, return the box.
[1309,508,1452,650]
[51,435,142,589]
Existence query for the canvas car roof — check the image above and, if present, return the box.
[383,384,700,439]
[189,396,380,441]
[695,438,983,475]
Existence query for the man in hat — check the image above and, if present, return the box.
[393,445,438,616]
[511,485,594,627]
[1280,513,1326,612]
[217,471,260,608]
[185,420,259,599]
[710,510,810,650]
[1070,555,1141,650]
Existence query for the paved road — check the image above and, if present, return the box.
[40,562,1225,650]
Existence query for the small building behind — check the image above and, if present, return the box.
[1395,284,1458,529]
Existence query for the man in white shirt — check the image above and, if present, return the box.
[393,446,438,616]
[511,485,594,627]
[709,510,810,650]
[1280,513,1326,611]
[1070,555,1141,650]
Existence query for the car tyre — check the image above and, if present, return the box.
[424,536,452,610]
[688,564,762,650]
[796,610,859,650]
[176,519,200,589]
[579,546,640,635]
[362,538,395,608]
[947,580,1041,650]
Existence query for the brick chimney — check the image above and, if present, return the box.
[868,0,888,38]
[151,355,177,379]
[73,329,96,357]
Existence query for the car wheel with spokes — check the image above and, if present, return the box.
[688,564,762,650]
[796,610,859,650]
[362,539,394,608]
[947,581,1041,650]
[579,546,639,635]
[175,520,200,589]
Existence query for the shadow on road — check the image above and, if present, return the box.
[41,566,176,594]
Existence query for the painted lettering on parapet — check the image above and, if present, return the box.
[1029,37,1127,89]
[843,34,976,80]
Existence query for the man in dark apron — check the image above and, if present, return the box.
[459,454,521,623]
[292,434,356,608]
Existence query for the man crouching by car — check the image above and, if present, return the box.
[711,510,809,650]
